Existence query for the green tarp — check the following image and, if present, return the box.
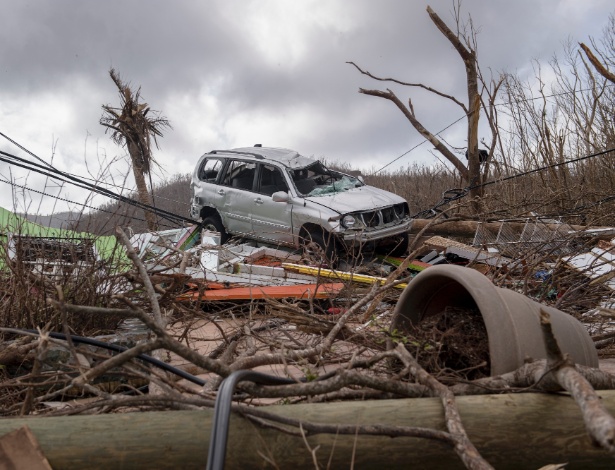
[0,206,124,267]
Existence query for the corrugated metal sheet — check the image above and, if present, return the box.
[564,246,615,290]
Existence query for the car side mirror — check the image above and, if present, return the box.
[272,191,290,203]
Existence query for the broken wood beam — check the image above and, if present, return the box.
[410,218,613,240]
[2,392,615,469]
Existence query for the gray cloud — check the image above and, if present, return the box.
[0,0,613,214]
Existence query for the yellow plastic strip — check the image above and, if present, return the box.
[281,263,407,289]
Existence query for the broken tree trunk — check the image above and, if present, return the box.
[2,392,615,469]
[410,218,609,240]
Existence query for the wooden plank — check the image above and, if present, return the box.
[183,267,317,286]
[233,263,317,282]
[424,235,478,252]
[176,283,344,301]
[1,393,615,469]
[243,246,303,264]
[445,245,506,267]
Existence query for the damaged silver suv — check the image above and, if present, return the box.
[190,146,412,259]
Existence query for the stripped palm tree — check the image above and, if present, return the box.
[100,68,171,231]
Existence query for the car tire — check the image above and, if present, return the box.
[302,229,338,267]
[201,215,229,244]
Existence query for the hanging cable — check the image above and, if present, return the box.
[0,149,195,227]
[0,176,179,230]
[413,146,615,218]
[6,327,318,470]
[206,370,296,470]
[376,115,466,173]
[7,329,206,386]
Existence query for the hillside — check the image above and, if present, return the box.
[69,155,615,238]
[19,211,80,229]
[71,174,192,235]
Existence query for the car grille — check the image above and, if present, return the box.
[362,210,380,227]
[381,207,396,224]
[359,203,408,228]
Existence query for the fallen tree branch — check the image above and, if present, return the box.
[241,404,455,442]
[58,301,232,378]
[229,283,385,371]
[394,343,493,470]
[115,226,164,327]
[540,308,615,453]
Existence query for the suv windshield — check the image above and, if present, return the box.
[290,161,363,197]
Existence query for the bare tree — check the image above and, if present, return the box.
[495,14,615,221]
[349,4,502,210]
[100,69,171,232]
[501,65,577,214]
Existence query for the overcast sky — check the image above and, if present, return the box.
[1,0,613,216]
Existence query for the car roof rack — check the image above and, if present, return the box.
[208,150,265,159]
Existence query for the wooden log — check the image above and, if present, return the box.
[410,218,613,240]
[1,392,615,469]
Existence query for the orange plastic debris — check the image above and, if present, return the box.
[250,255,284,267]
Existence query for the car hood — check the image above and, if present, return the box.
[304,185,405,214]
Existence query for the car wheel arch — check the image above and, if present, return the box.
[199,206,220,220]
[299,223,332,241]
[299,223,342,264]
[200,209,229,244]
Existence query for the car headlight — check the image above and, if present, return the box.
[341,214,357,228]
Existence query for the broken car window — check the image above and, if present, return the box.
[308,175,359,196]
[291,161,363,197]
[198,158,224,183]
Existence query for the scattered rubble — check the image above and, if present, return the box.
[4,216,615,468]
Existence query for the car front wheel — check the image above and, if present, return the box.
[201,215,229,244]
[301,229,338,267]
[378,232,409,258]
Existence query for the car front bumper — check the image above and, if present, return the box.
[339,218,413,243]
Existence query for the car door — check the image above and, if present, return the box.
[193,157,225,210]
[217,159,256,236]
[251,164,294,246]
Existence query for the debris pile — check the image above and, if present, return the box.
[409,306,490,381]
[3,218,615,468]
